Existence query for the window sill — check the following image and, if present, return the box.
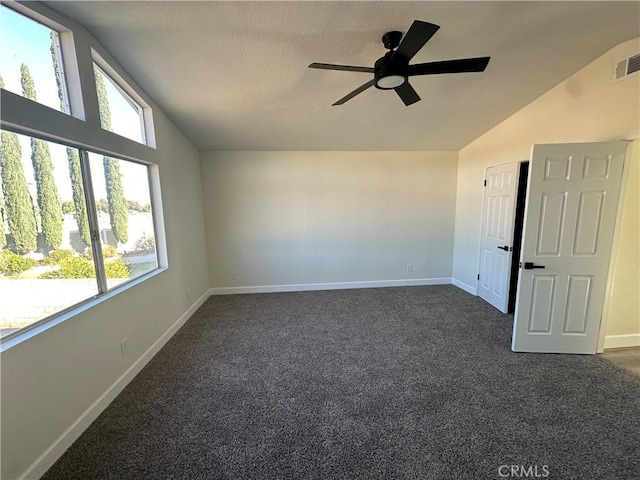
[0,266,168,353]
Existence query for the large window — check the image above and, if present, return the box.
[0,4,69,113]
[0,3,161,342]
[0,131,159,337]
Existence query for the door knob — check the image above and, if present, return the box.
[521,262,545,270]
[497,245,510,251]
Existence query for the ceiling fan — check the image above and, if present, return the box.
[309,20,490,106]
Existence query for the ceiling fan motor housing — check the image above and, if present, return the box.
[382,30,403,50]
[374,52,407,89]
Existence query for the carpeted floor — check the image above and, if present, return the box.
[43,285,640,480]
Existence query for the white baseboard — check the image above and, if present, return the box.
[210,278,451,295]
[604,333,640,350]
[451,278,477,296]
[18,289,212,480]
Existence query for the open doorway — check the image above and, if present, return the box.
[507,161,529,313]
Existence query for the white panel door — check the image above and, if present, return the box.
[512,142,627,354]
[478,162,520,312]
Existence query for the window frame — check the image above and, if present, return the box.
[92,57,149,146]
[0,0,166,350]
[82,149,161,293]
[51,30,72,115]
[0,126,163,344]
[0,2,71,114]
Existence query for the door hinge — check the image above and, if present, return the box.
[483,179,487,187]
[477,274,480,280]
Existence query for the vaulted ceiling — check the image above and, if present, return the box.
[46,1,640,151]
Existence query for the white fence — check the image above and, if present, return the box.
[0,278,123,328]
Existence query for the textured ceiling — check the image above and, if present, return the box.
[46,1,640,151]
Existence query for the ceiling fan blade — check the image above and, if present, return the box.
[309,63,375,73]
[332,79,376,105]
[395,82,421,106]
[408,57,490,76]
[393,20,440,63]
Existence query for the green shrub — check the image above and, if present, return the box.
[38,268,62,279]
[105,259,130,278]
[102,244,118,258]
[38,257,95,279]
[37,257,129,279]
[0,250,37,276]
[58,256,95,279]
[41,249,74,265]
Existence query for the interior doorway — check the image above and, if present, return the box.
[507,161,529,313]
[477,161,528,313]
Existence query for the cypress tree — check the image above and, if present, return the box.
[0,195,7,249]
[21,64,63,249]
[0,75,38,254]
[50,34,90,247]
[94,65,128,243]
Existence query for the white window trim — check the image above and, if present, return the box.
[0,267,168,353]
[92,55,151,146]
[0,2,72,115]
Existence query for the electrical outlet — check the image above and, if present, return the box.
[186,288,191,298]
[232,271,239,280]
[407,264,413,273]
[120,338,129,356]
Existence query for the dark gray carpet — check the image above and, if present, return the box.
[43,285,640,480]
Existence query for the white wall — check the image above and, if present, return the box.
[603,140,639,345]
[453,38,640,339]
[0,4,210,479]
[201,151,458,291]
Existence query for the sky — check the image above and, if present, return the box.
[1,5,150,204]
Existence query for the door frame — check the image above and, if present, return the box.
[597,138,638,352]
[507,161,529,313]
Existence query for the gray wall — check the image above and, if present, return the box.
[201,151,458,290]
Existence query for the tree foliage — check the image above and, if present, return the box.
[94,66,128,243]
[50,33,91,247]
[96,198,109,214]
[103,158,128,243]
[61,200,74,214]
[0,195,7,249]
[127,200,151,212]
[21,64,63,249]
[67,149,90,246]
[0,77,38,254]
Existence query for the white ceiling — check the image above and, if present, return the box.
[46,1,639,151]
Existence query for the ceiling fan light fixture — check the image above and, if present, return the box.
[308,21,491,106]
[375,74,406,89]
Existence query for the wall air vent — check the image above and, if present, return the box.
[614,53,640,81]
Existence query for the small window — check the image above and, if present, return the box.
[93,63,146,144]
[86,152,158,288]
[0,5,70,113]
